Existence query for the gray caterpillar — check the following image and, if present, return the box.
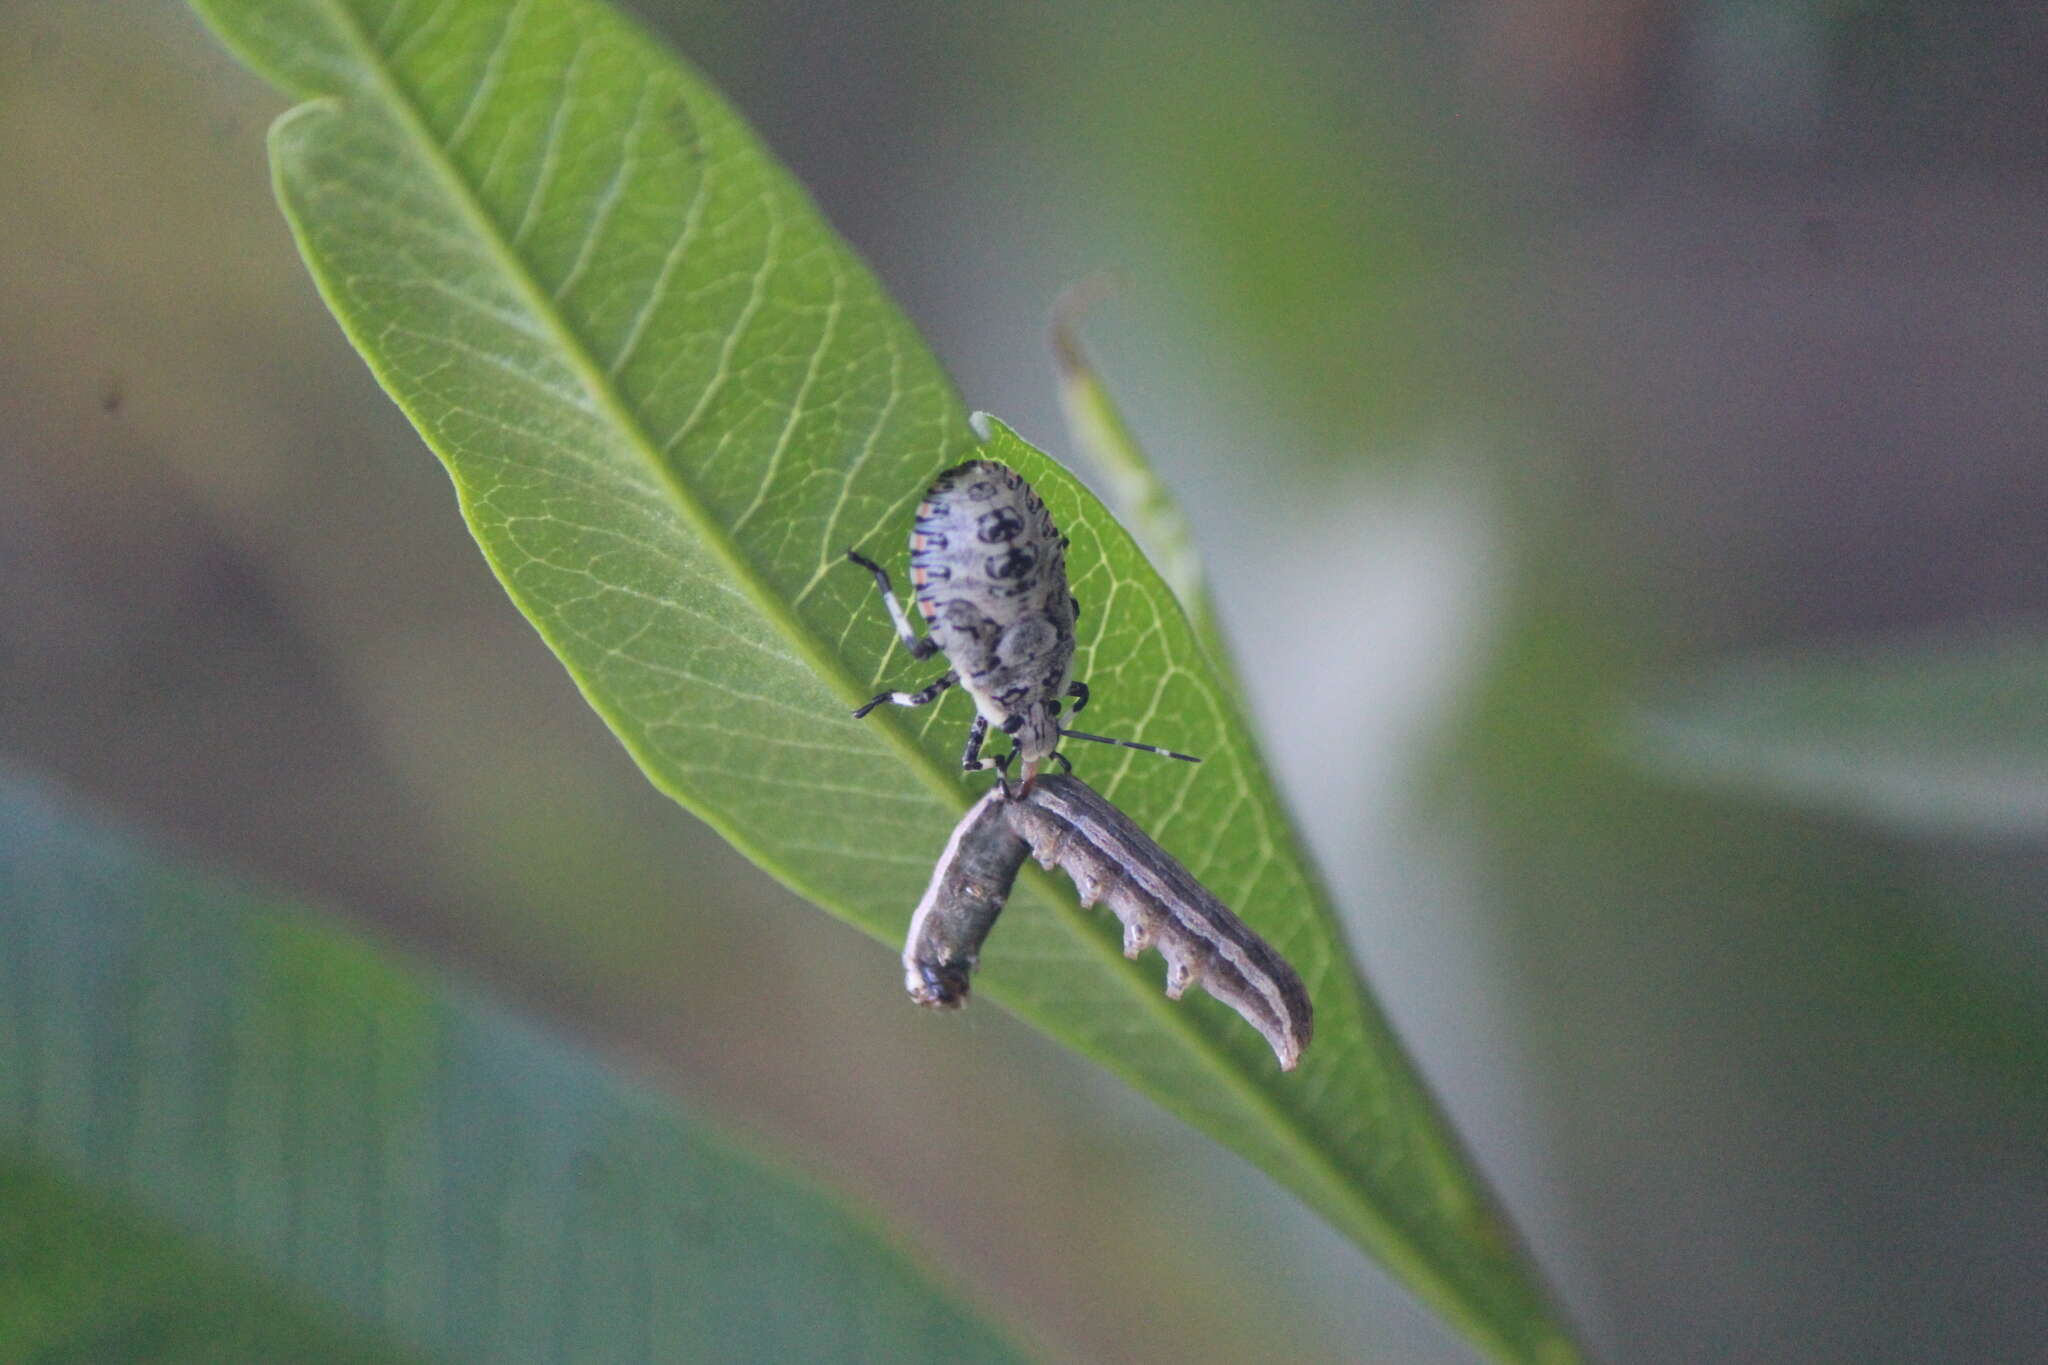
[903,775,1313,1071]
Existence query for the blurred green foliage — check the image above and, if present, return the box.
[0,1163,420,1365]
[994,0,1492,459]
[6,0,2046,1361]
[1629,628,2048,838]
[0,771,1030,1364]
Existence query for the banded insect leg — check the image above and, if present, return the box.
[853,670,957,719]
[962,717,1023,797]
[846,550,938,661]
[987,747,1017,797]
[960,714,990,772]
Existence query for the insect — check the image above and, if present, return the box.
[902,774,1313,1071]
[848,458,1198,791]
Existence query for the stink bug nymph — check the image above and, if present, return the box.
[848,458,1198,788]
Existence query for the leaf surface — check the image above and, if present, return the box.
[185,1,1580,1358]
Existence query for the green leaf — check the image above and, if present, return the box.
[182,1,1581,1359]
[0,1161,428,1365]
[1627,630,2048,837]
[0,770,1030,1364]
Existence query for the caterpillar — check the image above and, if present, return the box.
[901,785,1029,1009]
[902,774,1312,1071]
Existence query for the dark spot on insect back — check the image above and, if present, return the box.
[985,547,1037,580]
[941,599,994,640]
[967,480,999,501]
[976,507,1025,543]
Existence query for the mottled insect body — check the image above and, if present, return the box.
[908,461,1078,771]
[901,775,1313,1071]
[849,456,1197,786]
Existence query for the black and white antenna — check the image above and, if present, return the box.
[1060,728,1200,764]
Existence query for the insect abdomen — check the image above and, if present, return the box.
[908,460,1075,710]
[911,460,1059,606]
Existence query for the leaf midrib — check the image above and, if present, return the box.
[305,6,1522,1357]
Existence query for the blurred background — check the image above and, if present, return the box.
[5,1,2046,1361]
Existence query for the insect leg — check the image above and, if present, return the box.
[1065,680,1089,714]
[960,715,990,772]
[960,717,1028,793]
[853,670,957,719]
[846,549,938,660]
